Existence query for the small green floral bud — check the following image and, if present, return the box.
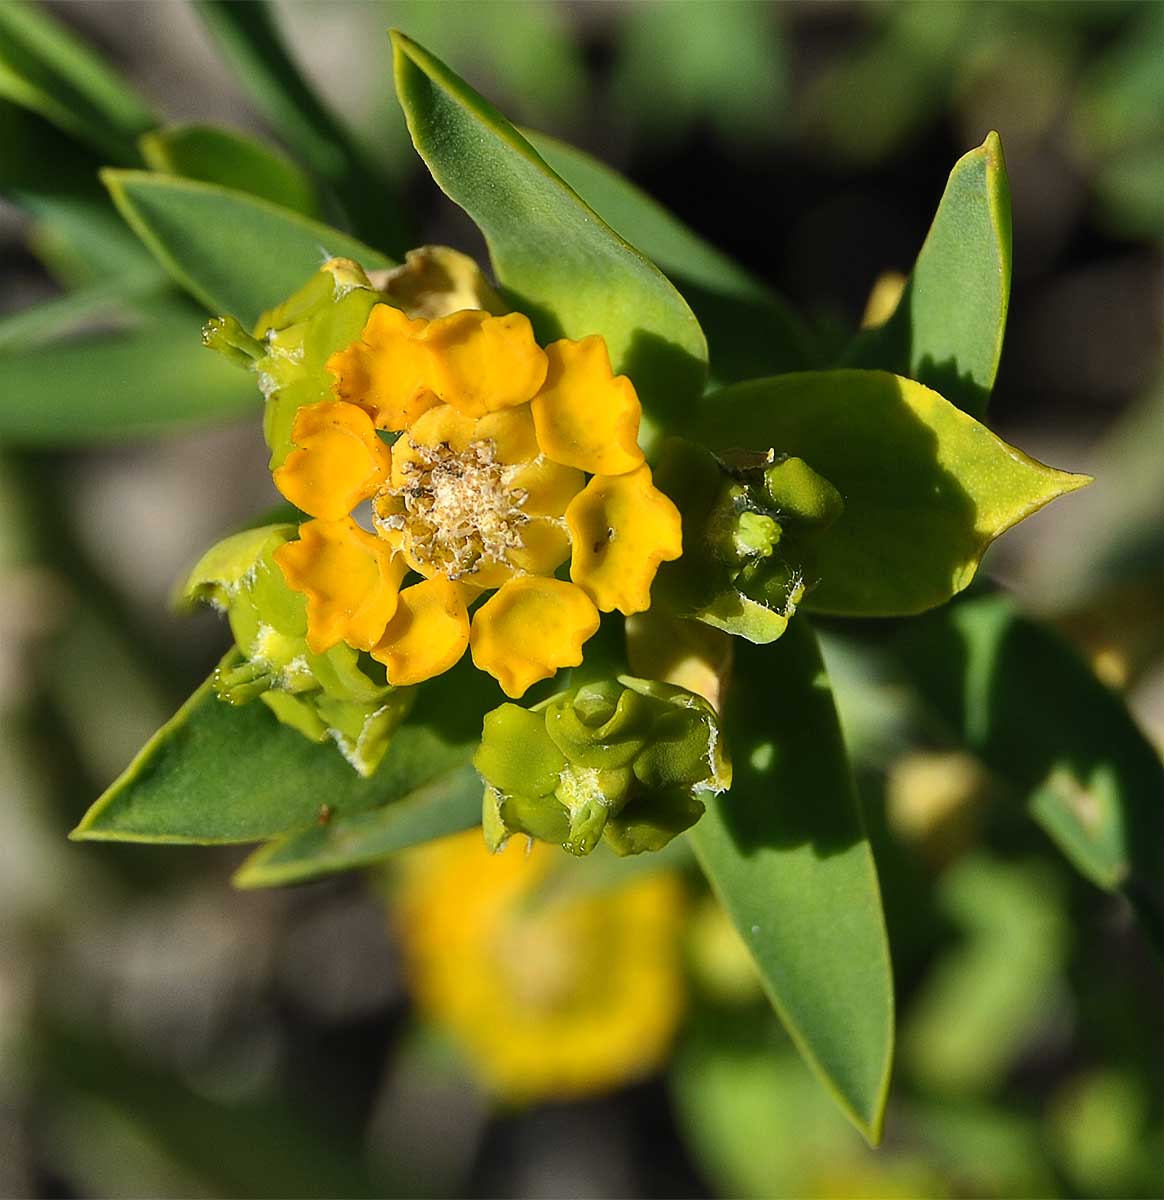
[761,455,844,527]
[182,522,413,775]
[474,675,728,857]
[202,315,265,367]
[652,438,844,645]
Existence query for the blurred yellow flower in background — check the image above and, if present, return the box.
[393,829,686,1102]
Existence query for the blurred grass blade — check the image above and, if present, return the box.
[684,370,1089,617]
[903,856,1067,1096]
[0,312,256,443]
[890,591,1164,951]
[0,271,161,353]
[842,133,1012,419]
[38,1025,386,1199]
[689,621,894,1144]
[194,0,408,253]
[0,0,155,163]
[0,100,161,285]
[392,32,707,435]
[140,123,322,218]
[527,130,814,381]
[102,170,394,325]
[233,768,482,888]
[72,656,499,845]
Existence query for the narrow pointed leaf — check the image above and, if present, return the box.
[684,370,1089,616]
[526,129,813,381]
[233,768,482,888]
[392,32,707,432]
[689,621,894,1143]
[0,0,156,162]
[842,133,1012,418]
[102,171,394,326]
[890,591,1164,951]
[72,657,499,844]
[0,312,255,443]
[140,123,322,218]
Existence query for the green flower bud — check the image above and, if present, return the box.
[474,675,729,858]
[761,455,844,527]
[182,522,412,775]
[652,438,844,645]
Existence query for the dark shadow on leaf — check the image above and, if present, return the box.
[670,277,815,384]
[709,621,863,860]
[843,282,989,418]
[501,283,707,426]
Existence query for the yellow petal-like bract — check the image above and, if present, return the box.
[566,465,683,614]
[273,400,391,520]
[373,577,472,686]
[531,336,644,475]
[470,577,600,698]
[274,517,405,653]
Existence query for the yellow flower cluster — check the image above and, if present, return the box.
[394,830,685,1102]
[272,294,682,697]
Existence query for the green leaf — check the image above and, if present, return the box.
[391,32,707,435]
[683,370,1089,617]
[71,655,500,845]
[689,620,894,1143]
[139,123,322,218]
[842,133,1012,418]
[194,0,409,253]
[101,171,394,326]
[232,768,482,888]
[890,590,1164,950]
[0,312,256,444]
[0,0,156,162]
[526,130,813,381]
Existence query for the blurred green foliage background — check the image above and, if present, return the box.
[1,2,1161,1196]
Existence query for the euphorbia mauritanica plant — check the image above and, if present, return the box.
[21,22,1150,1144]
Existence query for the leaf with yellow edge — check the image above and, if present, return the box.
[102,170,393,326]
[683,369,1089,617]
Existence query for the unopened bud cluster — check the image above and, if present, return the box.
[183,524,412,776]
[475,676,729,857]
[652,439,844,643]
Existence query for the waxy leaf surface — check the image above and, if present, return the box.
[392,32,707,434]
[684,370,1089,617]
[844,133,1012,419]
[102,171,394,326]
[140,123,322,218]
[72,657,500,844]
[233,768,482,888]
[689,620,894,1143]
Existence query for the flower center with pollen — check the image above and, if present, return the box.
[373,438,529,580]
